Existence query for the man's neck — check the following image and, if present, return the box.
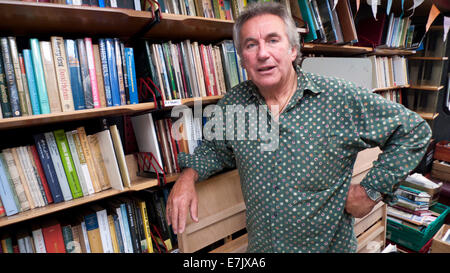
[258,66,297,105]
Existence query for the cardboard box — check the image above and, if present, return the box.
[434,141,450,163]
[431,160,450,183]
[431,224,450,253]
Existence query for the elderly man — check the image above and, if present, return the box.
[166,2,431,252]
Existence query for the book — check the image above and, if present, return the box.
[119,42,130,104]
[134,196,154,253]
[95,129,124,191]
[124,47,139,104]
[0,47,13,118]
[84,38,101,108]
[90,204,114,253]
[31,225,47,253]
[50,36,75,112]
[10,147,35,209]
[118,197,141,253]
[41,220,66,253]
[27,145,53,205]
[65,39,86,110]
[2,149,31,212]
[0,153,19,216]
[109,124,131,187]
[1,37,22,117]
[33,133,65,203]
[16,146,45,207]
[65,130,93,196]
[44,132,73,201]
[105,38,121,106]
[98,39,113,107]
[83,210,104,253]
[114,38,126,105]
[76,39,94,109]
[107,214,120,253]
[30,38,51,114]
[76,127,101,193]
[18,53,34,115]
[92,44,106,107]
[53,129,84,199]
[39,41,62,113]
[8,37,29,116]
[87,133,111,191]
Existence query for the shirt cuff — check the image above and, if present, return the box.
[360,166,401,205]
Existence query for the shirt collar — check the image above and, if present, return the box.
[248,65,323,107]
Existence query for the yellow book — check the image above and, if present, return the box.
[136,198,154,253]
[108,214,120,253]
[87,134,111,191]
[76,127,101,193]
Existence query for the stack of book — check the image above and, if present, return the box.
[0,188,175,253]
[0,36,139,119]
[136,40,246,104]
[387,173,443,232]
[0,125,130,217]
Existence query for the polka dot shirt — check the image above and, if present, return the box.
[178,66,432,253]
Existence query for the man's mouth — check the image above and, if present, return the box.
[257,66,275,72]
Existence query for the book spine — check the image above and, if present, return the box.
[124,200,141,253]
[119,204,133,253]
[84,38,101,108]
[1,37,22,117]
[112,214,124,253]
[27,146,52,205]
[87,134,111,191]
[119,42,130,105]
[65,131,89,196]
[108,214,120,253]
[64,39,86,110]
[0,48,12,118]
[29,38,51,114]
[76,39,94,109]
[2,149,30,212]
[39,41,63,113]
[114,38,126,105]
[8,37,29,116]
[105,38,121,106]
[32,228,47,253]
[42,223,66,253]
[84,213,104,253]
[18,53,33,115]
[80,221,91,253]
[0,153,19,216]
[76,127,101,193]
[114,206,128,253]
[16,146,44,207]
[50,36,75,112]
[53,129,84,199]
[72,131,95,195]
[44,132,73,201]
[124,47,139,104]
[61,225,74,253]
[96,209,114,253]
[98,39,113,106]
[137,199,154,253]
[10,148,35,210]
[92,44,106,108]
[33,133,64,203]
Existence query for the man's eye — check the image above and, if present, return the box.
[269,39,278,44]
[246,43,256,49]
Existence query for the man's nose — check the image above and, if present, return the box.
[257,42,270,60]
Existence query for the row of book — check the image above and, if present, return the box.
[0,125,130,217]
[0,36,139,119]
[20,0,143,10]
[131,109,203,176]
[387,173,443,232]
[377,90,402,104]
[0,189,175,253]
[369,56,409,89]
[136,40,246,104]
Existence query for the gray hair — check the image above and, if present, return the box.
[232,2,301,65]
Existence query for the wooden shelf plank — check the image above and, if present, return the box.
[301,43,373,56]
[373,48,416,56]
[0,102,155,130]
[408,57,448,61]
[372,85,410,92]
[417,112,439,120]
[409,85,444,91]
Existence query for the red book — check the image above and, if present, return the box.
[199,44,212,96]
[30,145,54,204]
[42,220,66,253]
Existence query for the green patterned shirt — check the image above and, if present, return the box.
[178,66,432,253]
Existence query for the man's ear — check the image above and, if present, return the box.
[290,46,298,62]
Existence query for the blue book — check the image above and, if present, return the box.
[98,0,105,7]
[84,212,103,252]
[66,0,73,4]
[1,37,21,117]
[22,49,41,115]
[29,38,51,114]
[98,39,113,107]
[119,202,133,253]
[33,133,64,203]
[0,153,19,216]
[124,47,139,104]
[112,214,125,253]
[65,39,86,110]
[105,39,121,106]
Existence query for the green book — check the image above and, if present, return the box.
[53,129,83,199]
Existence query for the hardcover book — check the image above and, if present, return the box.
[1,37,22,117]
[65,39,86,110]
[30,38,51,114]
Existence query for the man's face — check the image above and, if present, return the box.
[239,14,297,91]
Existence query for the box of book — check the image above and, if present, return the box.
[431,160,450,183]
[431,224,450,253]
[386,203,449,252]
[434,141,450,163]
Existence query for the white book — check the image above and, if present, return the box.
[24,236,35,253]
[65,131,90,196]
[44,132,73,201]
[110,0,117,7]
[131,113,164,174]
[95,208,114,253]
[32,228,47,253]
[81,221,91,253]
[17,146,45,207]
[95,129,124,191]
[72,0,82,5]
[17,237,26,253]
[3,149,30,211]
[109,125,131,187]
[134,0,141,10]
